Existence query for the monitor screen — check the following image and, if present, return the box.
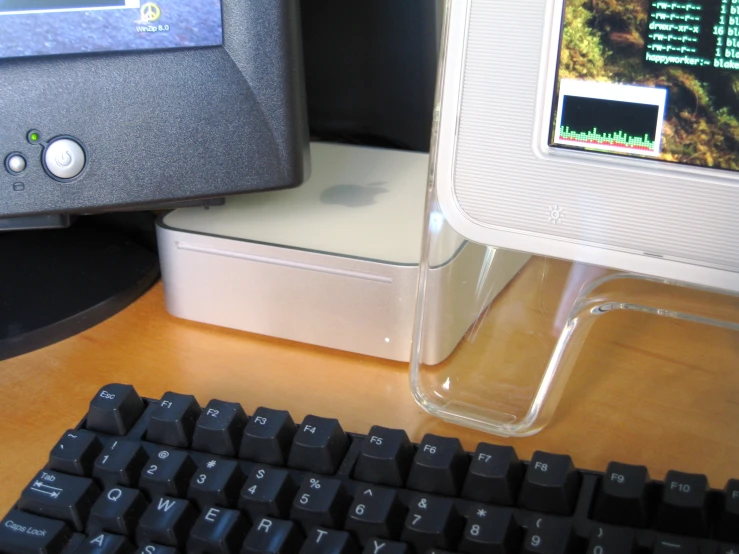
[549,0,739,174]
[0,0,223,59]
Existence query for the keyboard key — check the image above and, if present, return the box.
[652,536,698,554]
[134,545,177,554]
[239,407,297,465]
[361,539,408,554]
[187,507,249,554]
[654,471,709,537]
[138,448,196,499]
[86,384,145,436]
[75,532,134,553]
[406,434,469,496]
[93,441,148,489]
[291,475,351,533]
[145,392,202,448]
[585,526,635,554]
[239,465,298,520]
[716,479,739,542]
[518,452,580,515]
[18,470,101,532]
[400,493,464,553]
[187,458,245,510]
[461,444,523,506]
[48,429,103,477]
[135,496,198,549]
[242,517,304,553]
[344,485,407,545]
[592,462,651,528]
[521,517,574,554]
[458,505,520,554]
[299,527,358,554]
[191,399,248,457]
[288,415,349,475]
[0,509,73,554]
[87,486,148,536]
[353,427,414,487]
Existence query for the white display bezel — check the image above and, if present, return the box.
[434,0,739,292]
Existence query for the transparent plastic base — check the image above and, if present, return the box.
[410,201,739,438]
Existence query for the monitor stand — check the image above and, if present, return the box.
[0,221,159,361]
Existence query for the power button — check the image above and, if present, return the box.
[44,138,86,180]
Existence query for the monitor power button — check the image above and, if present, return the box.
[44,138,86,180]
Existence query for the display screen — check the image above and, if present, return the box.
[550,0,739,173]
[0,0,222,59]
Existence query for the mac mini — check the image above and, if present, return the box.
[157,143,530,362]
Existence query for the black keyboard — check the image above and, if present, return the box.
[2,384,738,554]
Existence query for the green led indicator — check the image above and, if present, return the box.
[30,133,39,142]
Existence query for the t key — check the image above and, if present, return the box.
[518,452,581,515]
[48,429,103,477]
[86,384,145,436]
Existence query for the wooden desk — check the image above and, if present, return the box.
[1,262,738,511]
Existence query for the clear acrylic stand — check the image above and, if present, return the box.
[410,201,739,438]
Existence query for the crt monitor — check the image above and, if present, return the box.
[0,0,309,221]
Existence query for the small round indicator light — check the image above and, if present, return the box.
[27,130,41,144]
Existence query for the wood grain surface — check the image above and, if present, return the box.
[1,259,737,511]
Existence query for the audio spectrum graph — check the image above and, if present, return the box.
[558,127,656,151]
[553,81,667,157]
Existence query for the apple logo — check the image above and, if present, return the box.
[320,181,388,207]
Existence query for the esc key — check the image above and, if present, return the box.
[86,384,145,436]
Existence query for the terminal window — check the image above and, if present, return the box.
[550,0,739,174]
